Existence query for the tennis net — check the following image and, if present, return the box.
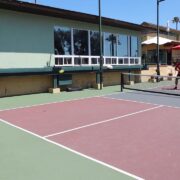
[121,73,180,96]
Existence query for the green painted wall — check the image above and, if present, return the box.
[0,9,141,69]
[0,9,54,68]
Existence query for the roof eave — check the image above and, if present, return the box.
[0,0,144,31]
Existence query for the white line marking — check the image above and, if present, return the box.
[163,105,180,109]
[102,95,180,109]
[0,118,144,180]
[0,92,120,112]
[1,87,179,113]
[44,105,163,138]
[101,96,160,106]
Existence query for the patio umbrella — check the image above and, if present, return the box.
[142,36,172,45]
[172,45,180,50]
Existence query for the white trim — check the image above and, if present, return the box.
[71,28,74,59]
[88,30,91,57]
[54,55,141,66]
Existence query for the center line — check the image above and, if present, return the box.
[44,105,163,138]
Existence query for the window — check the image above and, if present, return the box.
[54,26,140,65]
[73,29,88,55]
[54,26,71,55]
[58,74,72,86]
[90,31,100,56]
[104,33,117,56]
[130,36,138,57]
[117,35,128,57]
[146,50,167,64]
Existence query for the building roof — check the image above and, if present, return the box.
[141,22,180,35]
[0,0,144,31]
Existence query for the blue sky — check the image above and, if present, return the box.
[22,0,179,30]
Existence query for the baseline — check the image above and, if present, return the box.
[101,91,180,109]
[0,92,119,112]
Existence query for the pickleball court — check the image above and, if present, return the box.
[0,91,180,180]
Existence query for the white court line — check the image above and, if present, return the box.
[0,92,120,112]
[102,95,180,109]
[0,118,144,180]
[44,105,163,138]
[101,96,160,106]
[1,82,179,112]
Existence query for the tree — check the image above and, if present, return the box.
[106,34,116,56]
[172,17,180,30]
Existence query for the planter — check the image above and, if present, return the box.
[168,73,173,81]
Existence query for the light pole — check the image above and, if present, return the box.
[156,0,165,76]
[99,0,103,89]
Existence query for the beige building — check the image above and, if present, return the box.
[141,22,180,65]
[141,22,180,76]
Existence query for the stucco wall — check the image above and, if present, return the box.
[0,8,142,96]
[141,65,175,82]
[72,72,121,88]
[71,70,141,88]
[172,50,180,62]
[0,75,52,97]
[0,9,141,69]
[142,65,175,76]
[0,9,54,68]
[103,72,121,86]
[72,73,96,88]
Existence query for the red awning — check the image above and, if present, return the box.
[172,45,180,50]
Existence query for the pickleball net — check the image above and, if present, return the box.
[121,73,180,96]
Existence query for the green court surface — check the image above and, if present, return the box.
[0,121,134,180]
[0,86,136,180]
[0,86,120,110]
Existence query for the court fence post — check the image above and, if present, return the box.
[121,73,124,92]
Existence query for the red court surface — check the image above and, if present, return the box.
[0,97,155,136]
[0,97,180,180]
[49,106,180,180]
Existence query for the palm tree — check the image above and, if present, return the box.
[172,17,180,30]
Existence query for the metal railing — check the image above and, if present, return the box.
[54,55,141,67]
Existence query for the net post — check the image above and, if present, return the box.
[121,73,124,92]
